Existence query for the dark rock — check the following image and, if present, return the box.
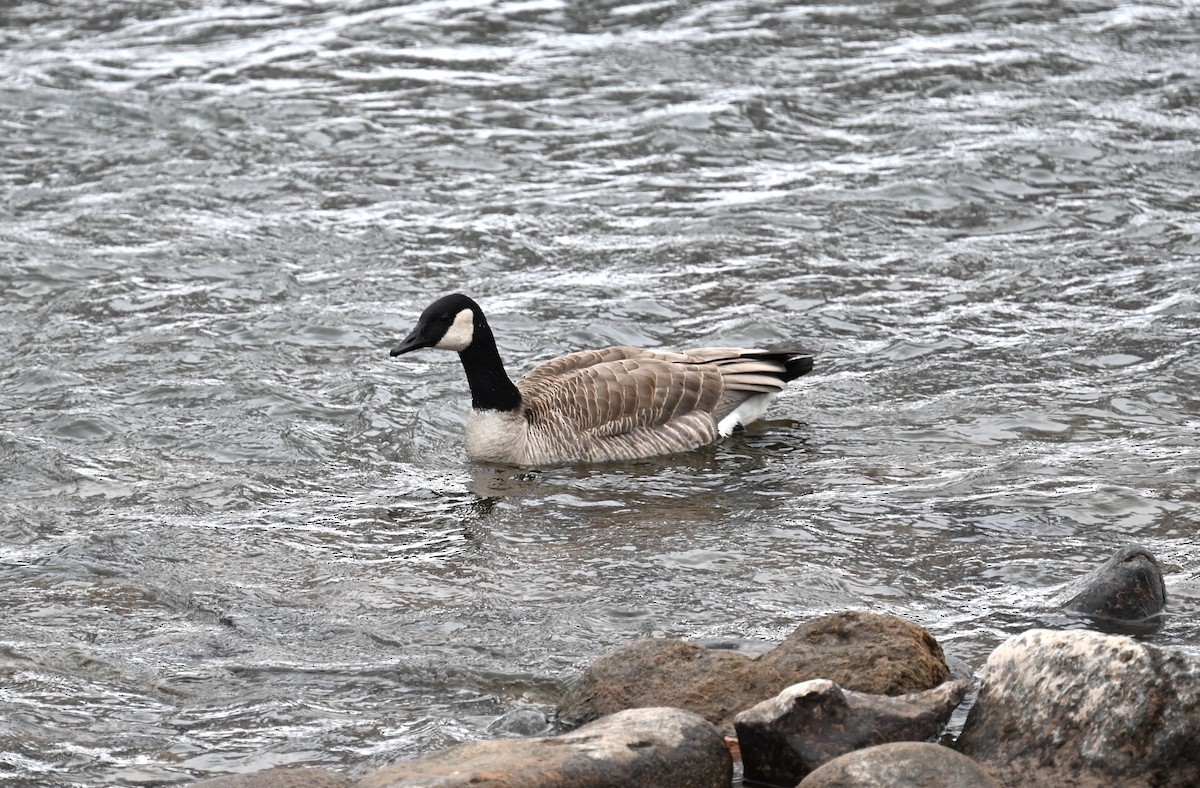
[799,742,1000,788]
[559,612,950,733]
[187,766,352,787]
[733,678,970,786]
[956,629,1200,787]
[358,706,731,788]
[944,652,976,684]
[1057,544,1167,630]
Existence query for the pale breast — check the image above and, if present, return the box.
[465,409,531,463]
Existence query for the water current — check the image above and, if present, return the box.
[2,0,1199,784]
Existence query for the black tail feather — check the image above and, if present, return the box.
[763,351,814,382]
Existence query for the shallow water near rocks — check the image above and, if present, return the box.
[2,0,1199,784]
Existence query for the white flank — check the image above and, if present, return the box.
[717,393,775,437]
[434,308,475,351]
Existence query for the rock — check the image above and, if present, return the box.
[696,637,774,657]
[758,612,950,694]
[559,612,950,733]
[559,639,752,731]
[358,706,731,788]
[799,742,1000,788]
[187,766,352,787]
[956,629,1200,787]
[1057,544,1167,630]
[486,706,551,737]
[733,678,970,786]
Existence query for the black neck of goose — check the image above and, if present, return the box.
[458,321,521,412]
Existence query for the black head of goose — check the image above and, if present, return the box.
[390,293,813,465]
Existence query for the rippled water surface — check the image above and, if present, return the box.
[3,0,1199,784]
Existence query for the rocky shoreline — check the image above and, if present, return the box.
[189,545,1192,788]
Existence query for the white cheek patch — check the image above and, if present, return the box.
[435,308,475,351]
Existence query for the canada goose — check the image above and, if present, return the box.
[389,293,813,465]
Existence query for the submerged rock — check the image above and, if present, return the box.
[359,706,731,788]
[799,742,1000,788]
[733,678,970,786]
[1056,544,1167,630]
[559,611,950,733]
[487,706,552,737]
[956,629,1200,787]
[188,767,352,787]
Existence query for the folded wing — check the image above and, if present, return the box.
[516,346,811,462]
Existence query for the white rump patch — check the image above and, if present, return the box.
[434,308,475,351]
[717,393,776,437]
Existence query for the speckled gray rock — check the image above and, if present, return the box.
[358,707,731,788]
[1057,544,1167,628]
[559,612,951,734]
[188,766,352,788]
[956,629,1200,787]
[799,742,1000,788]
[733,678,971,786]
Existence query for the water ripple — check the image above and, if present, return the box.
[2,0,1199,783]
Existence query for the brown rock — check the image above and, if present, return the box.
[559,639,758,731]
[758,611,951,694]
[558,611,950,733]
[733,678,970,785]
[799,742,1000,788]
[188,766,353,787]
[358,706,731,788]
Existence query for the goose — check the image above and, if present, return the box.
[389,293,813,465]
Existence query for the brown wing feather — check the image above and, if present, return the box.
[521,346,691,386]
[701,353,815,424]
[520,355,724,433]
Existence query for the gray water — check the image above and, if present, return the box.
[2,0,1199,784]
